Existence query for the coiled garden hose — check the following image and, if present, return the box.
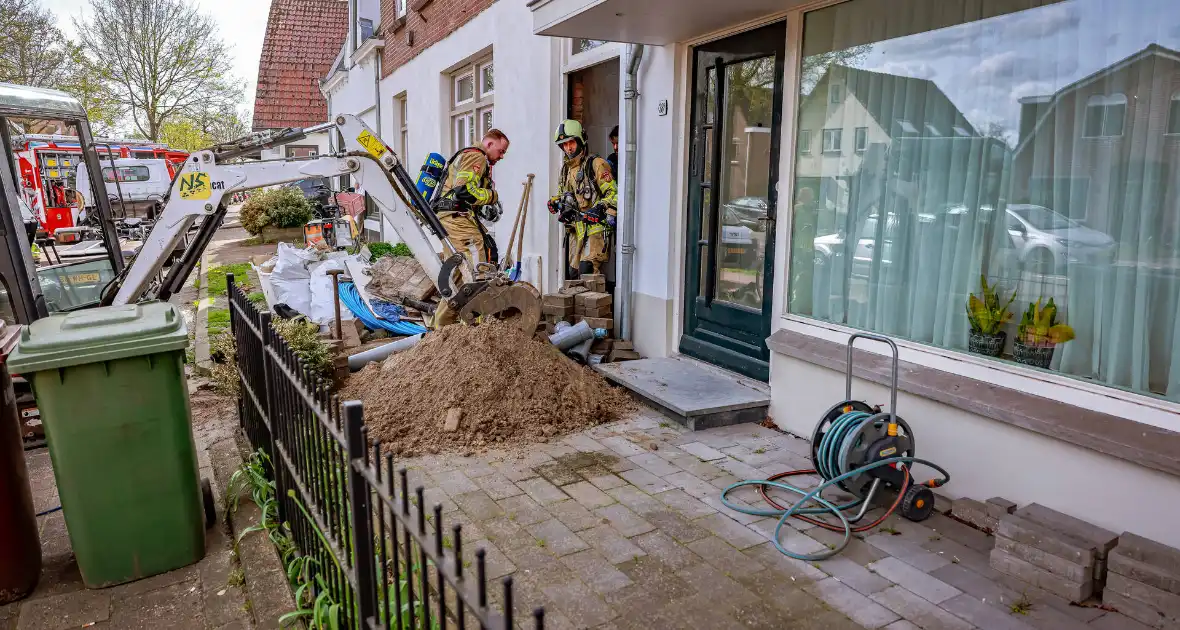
[720,411,950,561]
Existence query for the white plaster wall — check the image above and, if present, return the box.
[770,352,1180,549]
[259,130,332,161]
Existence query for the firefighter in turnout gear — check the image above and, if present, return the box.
[548,119,618,275]
[430,128,510,327]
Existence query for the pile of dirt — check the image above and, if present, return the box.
[342,320,634,455]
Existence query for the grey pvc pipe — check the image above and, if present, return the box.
[618,44,645,342]
[347,333,423,371]
[549,320,593,350]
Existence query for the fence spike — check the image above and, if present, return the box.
[503,576,514,630]
[372,441,381,476]
[399,468,409,515]
[385,455,395,495]
[476,548,487,608]
[453,523,464,580]
[534,607,545,630]
[415,486,426,534]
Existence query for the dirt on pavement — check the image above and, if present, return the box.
[342,320,633,456]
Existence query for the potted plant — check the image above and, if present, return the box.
[966,275,1016,357]
[1013,297,1075,369]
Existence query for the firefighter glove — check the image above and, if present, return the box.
[548,197,561,215]
[583,203,608,224]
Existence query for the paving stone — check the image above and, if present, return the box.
[712,456,766,481]
[644,509,711,544]
[499,538,562,574]
[869,533,952,572]
[663,470,717,499]
[1086,611,1155,630]
[632,531,704,571]
[559,549,633,594]
[953,498,1000,533]
[593,503,655,538]
[675,561,761,610]
[546,499,602,532]
[617,468,673,494]
[731,569,836,621]
[525,519,589,557]
[16,587,111,630]
[554,451,607,470]
[869,585,974,630]
[598,436,647,457]
[1100,591,1168,629]
[1110,550,1180,596]
[931,562,1017,606]
[809,555,892,595]
[540,442,579,459]
[693,512,766,550]
[1015,504,1118,560]
[939,593,1038,630]
[987,497,1018,518]
[562,481,616,510]
[491,461,539,482]
[699,493,765,525]
[462,538,516,580]
[927,513,995,554]
[745,516,781,542]
[1114,532,1180,576]
[922,532,998,578]
[534,462,583,487]
[604,485,664,515]
[679,441,728,461]
[676,427,742,449]
[741,541,826,582]
[579,524,646,564]
[1106,572,1180,621]
[804,577,901,628]
[452,490,506,522]
[707,472,742,490]
[563,433,608,452]
[996,514,1094,569]
[472,473,523,500]
[885,621,923,630]
[995,535,1090,583]
[518,477,569,506]
[990,548,1092,602]
[627,453,680,477]
[540,579,617,627]
[653,488,717,519]
[868,557,962,604]
[495,494,551,526]
[685,535,764,576]
[609,558,697,614]
[431,469,480,496]
[480,515,531,551]
[421,486,460,514]
[585,472,628,491]
[662,453,727,480]
[108,579,202,630]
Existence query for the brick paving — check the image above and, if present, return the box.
[398,410,1151,629]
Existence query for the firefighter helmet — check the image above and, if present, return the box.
[553,119,587,146]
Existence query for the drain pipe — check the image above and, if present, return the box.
[618,43,644,342]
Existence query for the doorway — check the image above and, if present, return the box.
[681,21,785,382]
[564,60,620,285]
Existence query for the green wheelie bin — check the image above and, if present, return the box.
[7,301,216,588]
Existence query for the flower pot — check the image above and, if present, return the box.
[968,330,1006,357]
[1012,340,1055,369]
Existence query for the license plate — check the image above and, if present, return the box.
[727,248,745,255]
[67,272,100,283]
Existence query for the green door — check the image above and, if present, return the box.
[681,21,785,382]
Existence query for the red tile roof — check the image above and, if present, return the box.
[252,0,349,130]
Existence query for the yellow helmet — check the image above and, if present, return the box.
[553,119,586,146]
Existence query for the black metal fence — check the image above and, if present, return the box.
[227,274,543,629]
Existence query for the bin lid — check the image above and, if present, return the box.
[7,301,189,373]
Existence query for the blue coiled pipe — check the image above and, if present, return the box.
[338,281,427,336]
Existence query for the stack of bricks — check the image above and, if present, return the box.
[1104,532,1180,628]
[951,496,1016,533]
[990,503,1119,603]
[537,277,640,362]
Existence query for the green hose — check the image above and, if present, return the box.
[720,410,951,561]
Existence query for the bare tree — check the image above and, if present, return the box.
[801,45,873,94]
[75,0,243,141]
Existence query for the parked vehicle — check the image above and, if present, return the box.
[75,158,173,220]
[723,196,770,232]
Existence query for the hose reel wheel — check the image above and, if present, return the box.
[810,399,873,466]
[811,404,915,497]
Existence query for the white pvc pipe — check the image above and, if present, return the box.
[347,333,423,371]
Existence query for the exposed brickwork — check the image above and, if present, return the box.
[253,0,349,130]
[379,0,497,77]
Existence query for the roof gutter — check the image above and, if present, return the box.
[618,43,644,341]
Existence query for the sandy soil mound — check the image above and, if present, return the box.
[342,320,634,455]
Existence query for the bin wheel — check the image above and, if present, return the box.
[201,479,216,529]
[900,483,935,522]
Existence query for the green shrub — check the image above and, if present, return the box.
[247,291,267,306]
[391,242,412,257]
[272,318,333,378]
[209,330,240,396]
[207,308,231,335]
[366,242,412,259]
[240,187,313,235]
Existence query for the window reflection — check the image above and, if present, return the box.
[789,0,1180,400]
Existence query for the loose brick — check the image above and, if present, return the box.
[1107,572,1180,621]
[952,498,999,532]
[1114,532,1180,579]
[994,535,1091,583]
[590,338,614,354]
[1110,550,1180,595]
[996,513,1096,568]
[1015,503,1118,559]
[986,497,1018,519]
[609,349,642,362]
[575,291,612,309]
[543,293,575,308]
[989,548,1093,602]
[542,304,575,316]
[579,316,614,329]
[1104,590,1170,629]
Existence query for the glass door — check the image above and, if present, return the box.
[681,21,785,381]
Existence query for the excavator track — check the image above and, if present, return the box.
[456,281,542,336]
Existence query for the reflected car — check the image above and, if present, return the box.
[722,196,769,232]
[1004,204,1116,272]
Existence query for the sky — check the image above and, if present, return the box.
[41,0,273,117]
[810,0,1180,146]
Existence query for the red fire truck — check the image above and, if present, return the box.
[12,134,188,234]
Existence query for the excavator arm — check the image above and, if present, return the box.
[107,115,540,333]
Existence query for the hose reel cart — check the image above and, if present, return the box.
[722,333,951,561]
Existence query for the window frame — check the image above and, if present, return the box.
[854,126,868,152]
[1166,93,1180,136]
[821,128,842,154]
[449,56,494,153]
[397,93,409,159]
[829,84,843,104]
[799,129,812,153]
[1082,93,1127,139]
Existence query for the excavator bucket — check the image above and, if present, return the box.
[456,281,543,336]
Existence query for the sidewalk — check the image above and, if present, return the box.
[400,411,1150,629]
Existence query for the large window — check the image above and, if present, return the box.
[397,94,409,159]
[450,57,493,153]
[787,0,1180,402]
[101,165,150,183]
